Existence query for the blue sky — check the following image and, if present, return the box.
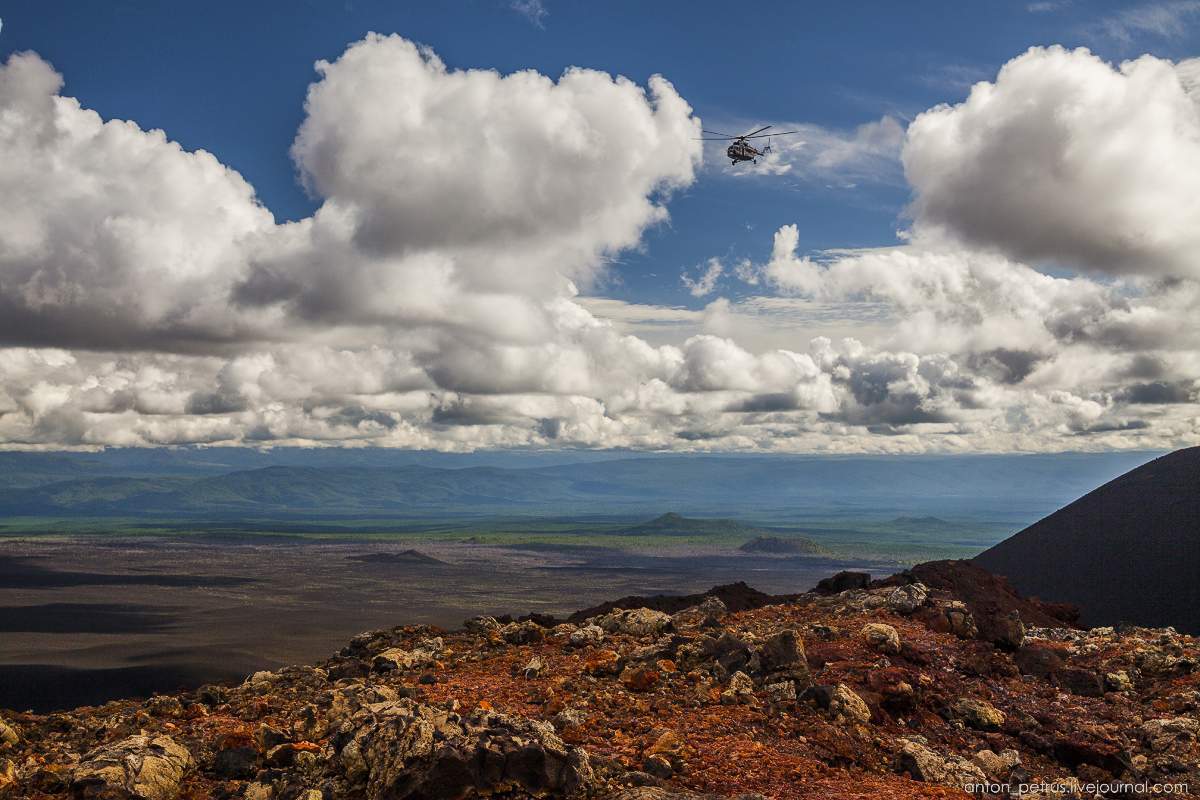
[0,1,1198,453]
[5,0,1194,309]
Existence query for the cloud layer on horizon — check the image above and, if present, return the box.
[0,39,1196,453]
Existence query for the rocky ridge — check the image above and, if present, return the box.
[1,562,1197,799]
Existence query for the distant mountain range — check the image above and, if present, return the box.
[975,447,1200,633]
[0,449,1165,520]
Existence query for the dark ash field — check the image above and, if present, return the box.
[0,533,890,711]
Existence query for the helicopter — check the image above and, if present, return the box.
[697,125,800,165]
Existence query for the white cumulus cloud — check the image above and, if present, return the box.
[0,39,1197,454]
[904,45,1200,280]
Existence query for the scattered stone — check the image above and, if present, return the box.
[257,723,290,752]
[71,734,194,800]
[757,629,809,680]
[942,601,978,639]
[196,684,229,707]
[326,657,370,681]
[463,615,500,633]
[886,583,929,615]
[813,571,871,594]
[628,636,676,663]
[333,699,594,800]
[764,681,797,704]
[954,697,1005,731]
[720,671,755,705]
[1056,666,1104,697]
[213,737,259,779]
[523,656,545,679]
[685,631,757,675]
[807,623,839,640]
[8,567,1199,800]
[992,610,1026,650]
[972,748,1022,781]
[550,623,577,639]
[670,596,728,627]
[1105,670,1133,692]
[551,708,586,730]
[371,637,443,673]
[1013,644,1065,677]
[569,624,605,648]
[866,667,916,713]
[584,649,622,676]
[500,620,545,644]
[643,753,674,779]
[620,665,660,692]
[242,782,273,800]
[245,670,275,687]
[896,739,987,790]
[593,608,672,637]
[828,683,871,724]
[648,730,682,756]
[613,790,768,800]
[861,622,901,655]
[1139,717,1200,754]
[0,719,18,748]
[265,741,320,769]
[144,696,183,718]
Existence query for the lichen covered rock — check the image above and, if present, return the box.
[895,739,987,790]
[71,735,193,800]
[886,583,929,615]
[860,623,901,655]
[592,608,672,638]
[333,699,594,800]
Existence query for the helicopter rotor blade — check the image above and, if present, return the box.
[741,130,800,139]
[701,129,738,138]
[742,125,772,137]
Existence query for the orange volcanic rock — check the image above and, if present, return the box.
[1,562,1197,799]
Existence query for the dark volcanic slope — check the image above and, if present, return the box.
[974,446,1200,633]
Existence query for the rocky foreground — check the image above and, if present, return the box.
[1,562,1197,799]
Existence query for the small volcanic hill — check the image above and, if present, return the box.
[618,512,770,539]
[3,562,1198,799]
[737,535,825,555]
[347,549,447,566]
[889,516,954,531]
[974,447,1200,633]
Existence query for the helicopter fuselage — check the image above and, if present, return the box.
[727,139,763,164]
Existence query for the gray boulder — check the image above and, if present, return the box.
[861,622,901,655]
[568,624,605,648]
[0,719,18,748]
[592,608,672,637]
[1140,717,1200,755]
[828,684,871,724]
[71,734,194,800]
[886,583,929,615]
[671,596,728,627]
[334,699,594,799]
[896,739,987,791]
